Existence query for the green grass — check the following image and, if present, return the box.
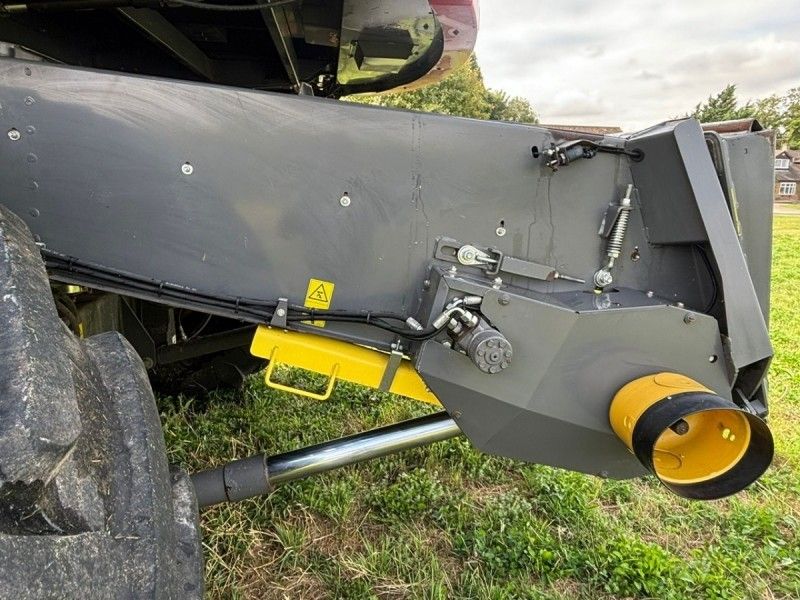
[159,216,800,599]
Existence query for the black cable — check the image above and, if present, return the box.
[286,305,411,323]
[694,244,719,313]
[595,144,645,162]
[42,250,444,340]
[44,260,272,323]
[168,0,297,10]
[285,314,445,341]
[43,250,278,309]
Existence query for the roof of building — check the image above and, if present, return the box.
[539,124,623,135]
[702,118,764,134]
[776,149,800,182]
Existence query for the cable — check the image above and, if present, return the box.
[694,244,719,313]
[42,250,444,341]
[595,144,645,162]
[167,0,297,10]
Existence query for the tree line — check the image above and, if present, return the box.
[350,55,538,124]
[351,55,798,149]
[691,84,799,148]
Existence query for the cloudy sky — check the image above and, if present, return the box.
[473,0,800,131]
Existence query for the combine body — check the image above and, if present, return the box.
[0,1,777,596]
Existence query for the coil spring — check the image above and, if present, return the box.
[606,208,631,258]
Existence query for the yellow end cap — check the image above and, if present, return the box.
[609,373,712,449]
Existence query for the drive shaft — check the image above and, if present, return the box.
[192,412,461,507]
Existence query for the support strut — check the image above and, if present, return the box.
[191,412,461,508]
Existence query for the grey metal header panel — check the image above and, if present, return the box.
[0,59,605,310]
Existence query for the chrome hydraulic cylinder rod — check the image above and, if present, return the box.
[192,411,461,508]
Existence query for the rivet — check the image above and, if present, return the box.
[181,162,194,175]
[7,128,20,141]
[683,313,696,324]
[24,96,35,106]
[339,194,351,207]
[498,294,511,306]
[495,226,507,237]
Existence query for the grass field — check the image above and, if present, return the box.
[159,216,800,599]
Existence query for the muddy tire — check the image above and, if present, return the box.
[0,205,203,598]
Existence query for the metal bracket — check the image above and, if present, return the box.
[270,298,289,328]
[378,349,404,393]
[435,237,502,269]
[434,237,584,283]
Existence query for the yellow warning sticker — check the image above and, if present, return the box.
[305,279,334,309]
[304,278,335,327]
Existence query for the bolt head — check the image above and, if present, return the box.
[339,195,351,207]
[646,290,654,298]
[448,266,458,275]
[276,308,286,317]
[7,128,20,141]
[181,162,194,175]
[593,270,613,288]
[498,294,511,306]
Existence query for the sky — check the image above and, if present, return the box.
[473,0,800,131]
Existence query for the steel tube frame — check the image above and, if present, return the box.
[192,411,461,507]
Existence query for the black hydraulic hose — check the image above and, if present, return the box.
[43,251,444,340]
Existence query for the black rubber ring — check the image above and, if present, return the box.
[631,392,773,500]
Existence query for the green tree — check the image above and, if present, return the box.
[751,94,784,131]
[689,85,800,148]
[782,88,800,149]
[691,84,755,123]
[486,90,539,124]
[350,55,537,123]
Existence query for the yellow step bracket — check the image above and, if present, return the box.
[250,326,440,406]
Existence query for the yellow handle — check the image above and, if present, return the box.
[264,346,340,400]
